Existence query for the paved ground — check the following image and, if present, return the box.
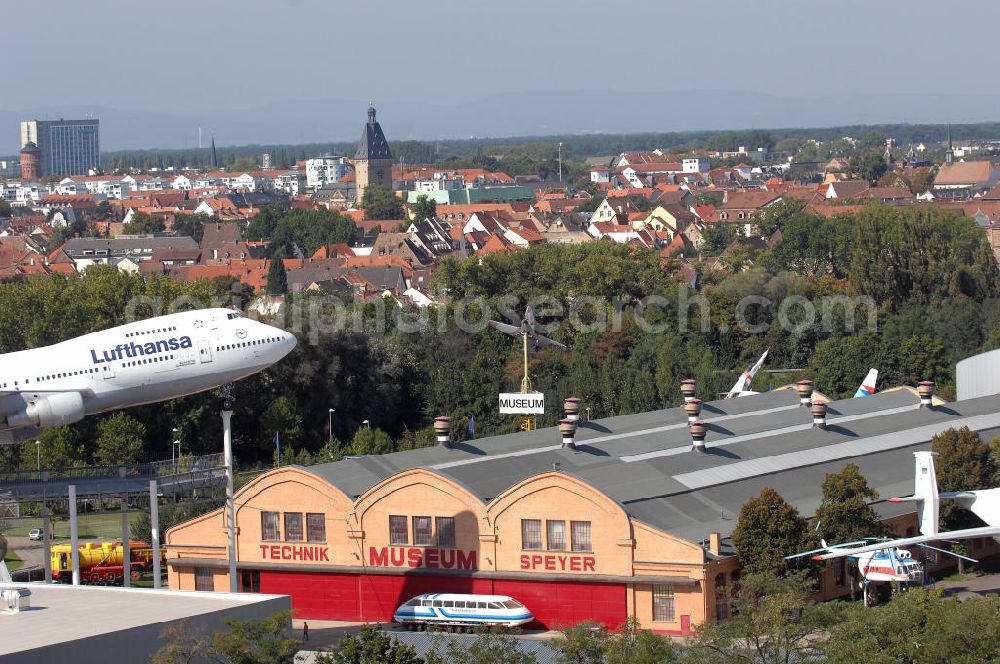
[289,619,562,663]
[932,571,1000,598]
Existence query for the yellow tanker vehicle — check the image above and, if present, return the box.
[50,541,164,583]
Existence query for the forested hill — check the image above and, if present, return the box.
[1,203,998,471]
[91,122,1000,173]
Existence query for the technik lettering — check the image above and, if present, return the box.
[90,336,193,364]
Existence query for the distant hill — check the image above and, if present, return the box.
[3,89,1000,153]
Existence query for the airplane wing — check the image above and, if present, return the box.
[853,368,878,397]
[813,526,1000,560]
[532,334,567,350]
[487,320,522,337]
[725,350,768,399]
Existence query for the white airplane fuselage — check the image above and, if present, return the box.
[0,308,296,442]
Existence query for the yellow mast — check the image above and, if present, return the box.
[519,333,535,431]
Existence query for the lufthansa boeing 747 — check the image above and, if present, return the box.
[0,308,296,444]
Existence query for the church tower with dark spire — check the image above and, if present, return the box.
[354,104,393,203]
[210,134,218,169]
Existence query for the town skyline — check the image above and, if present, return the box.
[5,0,1000,151]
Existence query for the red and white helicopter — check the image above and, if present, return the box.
[786,450,1000,605]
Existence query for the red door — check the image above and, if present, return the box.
[259,571,361,621]
[494,580,627,630]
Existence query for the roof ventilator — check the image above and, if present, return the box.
[918,380,935,408]
[559,418,577,450]
[434,416,451,449]
[811,400,827,429]
[690,420,706,452]
[796,379,813,407]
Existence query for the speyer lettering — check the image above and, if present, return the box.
[519,554,595,572]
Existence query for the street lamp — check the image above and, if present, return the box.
[362,419,370,429]
[35,440,40,471]
[328,408,335,442]
[585,407,591,422]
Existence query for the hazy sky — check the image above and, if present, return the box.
[6,0,999,113]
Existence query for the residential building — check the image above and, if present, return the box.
[20,118,100,177]
[306,156,351,190]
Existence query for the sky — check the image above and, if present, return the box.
[4,0,999,147]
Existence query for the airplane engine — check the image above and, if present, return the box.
[7,392,85,429]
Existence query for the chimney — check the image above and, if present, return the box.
[684,398,702,423]
[434,416,451,448]
[563,397,581,421]
[709,532,721,556]
[680,378,697,403]
[559,418,578,449]
[689,420,706,452]
[918,380,935,408]
[811,400,827,429]
[796,379,813,406]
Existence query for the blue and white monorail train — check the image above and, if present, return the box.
[393,593,533,628]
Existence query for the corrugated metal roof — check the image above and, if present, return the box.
[300,388,1000,543]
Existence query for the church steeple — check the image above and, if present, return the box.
[210,134,218,169]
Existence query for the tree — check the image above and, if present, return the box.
[551,618,677,664]
[932,426,998,529]
[426,626,537,664]
[701,224,740,257]
[266,257,288,295]
[153,611,299,664]
[348,427,394,456]
[317,624,422,664]
[692,572,840,664]
[172,212,211,243]
[93,200,115,222]
[409,195,437,222]
[122,211,166,235]
[94,412,147,465]
[851,151,889,184]
[20,425,84,469]
[362,185,404,220]
[258,396,303,453]
[823,589,1000,664]
[812,463,885,544]
[732,488,809,574]
[0,199,12,218]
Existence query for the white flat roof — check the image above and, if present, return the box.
[0,582,288,657]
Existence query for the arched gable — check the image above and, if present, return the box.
[486,472,634,577]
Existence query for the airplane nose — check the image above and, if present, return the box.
[286,332,298,351]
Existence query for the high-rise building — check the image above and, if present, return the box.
[354,105,392,203]
[20,118,100,177]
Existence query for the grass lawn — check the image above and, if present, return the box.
[3,548,23,572]
[3,512,140,540]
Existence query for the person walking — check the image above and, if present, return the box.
[302,621,309,642]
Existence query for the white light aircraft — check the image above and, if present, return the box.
[724,350,768,398]
[853,368,878,398]
[0,308,296,444]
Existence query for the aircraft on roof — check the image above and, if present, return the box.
[854,368,878,398]
[724,350,768,398]
[487,305,566,351]
[786,450,999,605]
[0,308,296,445]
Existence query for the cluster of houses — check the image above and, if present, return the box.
[3,141,1000,299]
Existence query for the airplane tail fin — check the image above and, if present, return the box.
[888,451,939,536]
[725,350,768,399]
[853,368,878,398]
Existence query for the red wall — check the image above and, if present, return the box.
[257,569,627,629]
